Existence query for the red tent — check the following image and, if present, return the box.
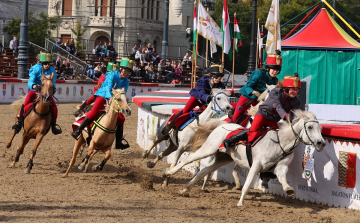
[282,8,360,51]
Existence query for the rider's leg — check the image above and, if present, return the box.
[247,114,278,143]
[223,129,249,148]
[12,90,37,133]
[50,97,62,135]
[71,96,106,139]
[73,95,95,117]
[231,96,257,124]
[115,113,129,150]
[161,96,202,135]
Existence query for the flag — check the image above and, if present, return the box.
[210,41,217,58]
[257,21,262,66]
[221,0,232,59]
[233,16,242,52]
[193,4,197,61]
[265,0,281,54]
[197,2,223,47]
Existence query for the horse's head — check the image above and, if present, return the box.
[40,72,55,103]
[209,88,232,114]
[109,88,131,116]
[290,110,326,152]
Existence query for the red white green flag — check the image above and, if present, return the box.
[193,5,197,57]
[234,16,242,52]
[221,0,232,59]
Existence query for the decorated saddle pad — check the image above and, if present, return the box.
[219,128,271,149]
[166,108,205,131]
[219,128,247,149]
[72,110,121,134]
[23,101,37,117]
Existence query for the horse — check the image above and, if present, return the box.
[62,88,131,177]
[141,89,232,185]
[162,110,326,206]
[7,73,56,173]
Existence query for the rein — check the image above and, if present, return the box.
[32,101,51,116]
[109,91,125,114]
[211,92,227,114]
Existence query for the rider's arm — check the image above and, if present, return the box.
[269,88,288,119]
[241,70,262,96]
[196,78,209,103]
[27,66,38,91]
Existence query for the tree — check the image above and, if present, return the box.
[3,11,57,48]
[71,22,87,59]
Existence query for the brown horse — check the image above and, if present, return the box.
[7,73,55,173]
[62,88,131,177]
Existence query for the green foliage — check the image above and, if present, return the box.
[211,0,360,74]
[3,11,57,47]
[71,23,87,58]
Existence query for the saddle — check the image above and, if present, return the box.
[167,108,205,131]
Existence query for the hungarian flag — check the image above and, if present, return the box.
[233,16,242,52]
[221,0,232,59]
[193,5,197,56]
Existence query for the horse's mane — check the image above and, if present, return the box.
[211,88,231,97]
[280,110,317,129]
[248,84,276,116]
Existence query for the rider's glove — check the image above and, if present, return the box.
[283,113,290,121]
[252,91,261,97]
[32,84,37,90]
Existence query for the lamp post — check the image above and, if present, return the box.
[161,0,169,59]
[17,0,29,79]
[245,0,257,77]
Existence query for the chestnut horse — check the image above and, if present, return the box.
[7,73,55,173]
[62,88,131,177]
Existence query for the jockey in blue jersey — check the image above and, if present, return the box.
[12,53,62,135]
[71,58,132,150]
[161,64,226,135]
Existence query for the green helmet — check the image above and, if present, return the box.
[119,57,133,71]
[38,53,53,63]
[107,62,114,71]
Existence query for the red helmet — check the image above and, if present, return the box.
[283,73,301,88]
[265,50,282,71]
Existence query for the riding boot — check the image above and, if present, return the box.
[223,129,249,148]
[51,123,62,135]
[12,104,25,134]
[71,117,92,140]
[161,110,183,135]
[115,125,130,150]
[73,101,88,117]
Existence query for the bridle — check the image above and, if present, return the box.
[211,91,228,114]
[109,91,126,113]
[38,77,55,102]
[271,118,319,157]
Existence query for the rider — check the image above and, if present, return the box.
[230,50,282,125]
[161,64,226,135]
[71,58,132,150]
[12,53,62,135]
[73,62,115,117]
[223,73,301,148]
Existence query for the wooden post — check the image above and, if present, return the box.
[205,7,209,68]
[274,22,277,52]
[232,12,236,91]
[191,1,196,88]
[255,18,260,69]
[194,30,199,87]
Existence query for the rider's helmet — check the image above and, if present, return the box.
[265,50,282,72]
[38,53,53,64]
[119,57,133,72]
[209,64,224,78]
[107,61,115,71]
[283,73,301,88]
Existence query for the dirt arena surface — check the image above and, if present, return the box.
[1,103,360,222]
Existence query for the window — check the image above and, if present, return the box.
[95,0,98,16]
[101,0,108,16]
[61,35,71,44]
[62,0,72,16]
[186,16,190,28]
[141,0,145,19]
[147,0,150,19]
[156,1,159,20]
[110,0,114,17]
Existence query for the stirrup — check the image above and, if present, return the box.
[115,139,130,150]
[52,124,62,135]
[71,131,82,140]
[12,121,22,134]
[73,109,83,117]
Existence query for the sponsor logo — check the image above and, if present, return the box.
[297,184,318,193]
[66,86,69,96]
[338,151,356,189]
[58,87,62,95]
[80,86,84,96]
[302,146,314,181]
[2,84,6,96]
[332,190,360,200]
[148,88,152,92]
[11,84,14,96]
[88,89,93,95]
[19,88,26,96]
[73,86,76,97]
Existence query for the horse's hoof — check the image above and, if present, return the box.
[147,161,155,168]
[78,164,84,171]
[61,174,68,178]
[161,177,169,189]
[161,169,168,177]
[6,143,11,148]
[237,202,244,207]
[142,151,149,159]
[179,189,188,195]
[24,168,31,174]
[8,163,15,168]
[285,187,295,196]
[92,165,99,172]
[234,185,243,191]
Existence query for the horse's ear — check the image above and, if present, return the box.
[111,88,116,95]
[120,87,125,92]
[41,71,45,80]
[51,72,54,80]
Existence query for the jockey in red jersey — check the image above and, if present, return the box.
[73,62,115,117]
[71,59,132,150]
[161,64,226,135]
[230,50,281,125]
[223,73,301,148]
[12,53,62,135]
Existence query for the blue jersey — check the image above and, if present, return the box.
[27,63,57,91]
[189,76,225,104]
[94,71,129,99]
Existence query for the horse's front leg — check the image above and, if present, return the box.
[9,135,30,168]
[237,163,261,206]
[232,164,242,190]
[142,134,167,159]
[84,149,98,173]
[274,164,295,196]
[147,139,177,169]
[62,136,85,178]
[24,133,45,174]
[6,131,17,149]
[92,148,111,172]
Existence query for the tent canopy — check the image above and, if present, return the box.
[282,8,360,51]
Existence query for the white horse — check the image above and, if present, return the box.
[142,88,232,173]
[162,110,326,206]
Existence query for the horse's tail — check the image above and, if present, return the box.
[11,95,26,112]
[188,119,227,152]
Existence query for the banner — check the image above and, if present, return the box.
[265,0,281,53]
[197,3,223,47]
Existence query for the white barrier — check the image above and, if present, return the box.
[137,106,360,209]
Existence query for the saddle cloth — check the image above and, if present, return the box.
[166,107,205,131]
[219,128,270,149]
[22,100,56,118]
[72,111,122,133]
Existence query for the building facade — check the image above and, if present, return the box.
[47,0,196,58]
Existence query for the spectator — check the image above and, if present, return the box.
[60,61,67,74]
[145,62,155,81]
[0,40,3,52]
[165,61,176,82]
[55,38,64,49]
[157,59,166,78]
[69,40,76,55]
[102,42,108,57]
[142,47,150,62]
[170,79,182,84]
[87,65,95,79]
[100,62,107,74]
[175,63,184,81]
[130,44,137,60]
[147,43,152,52]
[183,52,192,68]
[132,62,141,78]
[94,63,101,76]
[107,42,118,60]
[55,57,61,68]
[139,62,146,79]
[135,48,146,63]
[95,43,104,58]
[64,40,70,47]
[55,65,61,75]
[9,36,19,53]
[150,47,161,63]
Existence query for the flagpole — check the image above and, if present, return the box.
[194,23,200,87]
[205,7,209,68]
[274,22,277,51]
[255,18,259,69]
[232,12,236,91]
[191,1,196,88]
